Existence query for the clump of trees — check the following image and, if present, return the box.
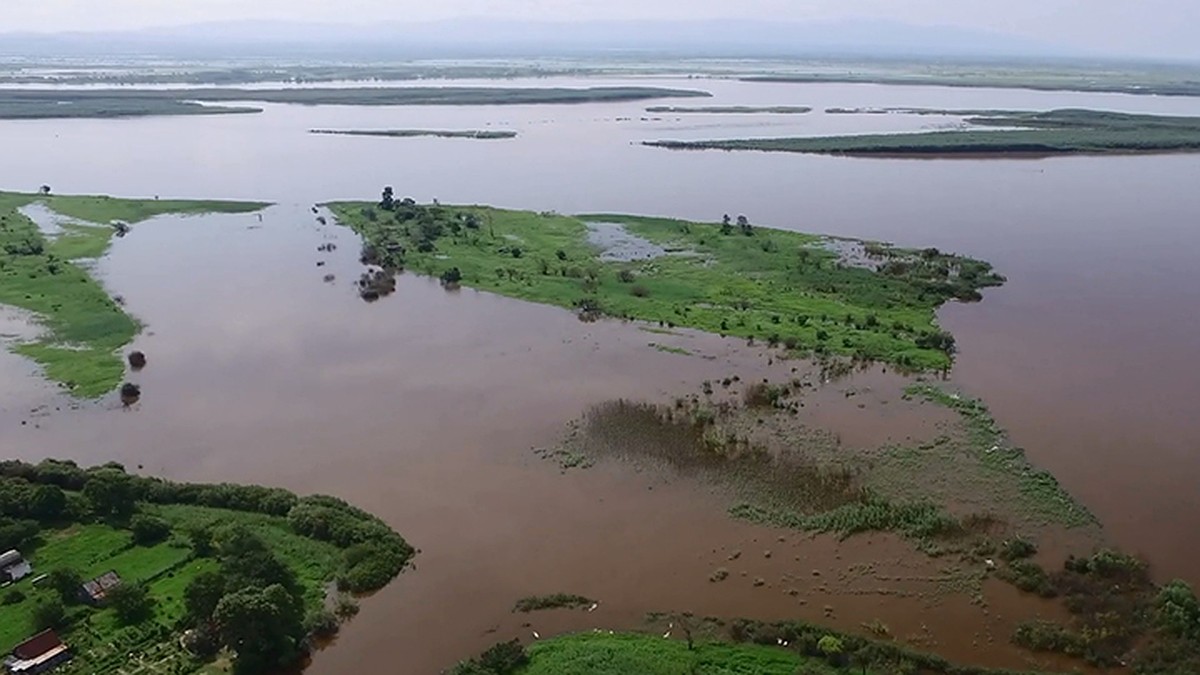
[0,459,415,674]
[448,640,529,675]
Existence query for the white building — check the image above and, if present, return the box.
[0,550,32,584]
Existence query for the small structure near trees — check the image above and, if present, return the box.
[79,571,122,606]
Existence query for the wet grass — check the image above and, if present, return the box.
[649,343,691,356]
[513,594,595,613]
[330,201,1003,370]
[311,129,517,139]
[1,87,710,119]
[646,109,1200,157]
[645,105,813,114]
[904,384,1095,528]
[0,191,268,396]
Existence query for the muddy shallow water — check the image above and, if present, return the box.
[2,75,1200,672]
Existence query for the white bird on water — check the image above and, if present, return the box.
[532,630,540,640]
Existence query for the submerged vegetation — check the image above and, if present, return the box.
[0,459,412,674]
[647,108,1200,157]
[996,549,1200,674]
[512,594,595,613]
[0,87,710,119]
[644,105,813,114]
[0,190,267,396]
[310,128,517,139]
[330,191,1004,370]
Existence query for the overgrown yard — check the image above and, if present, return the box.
[329,197,1003,370]
[0,191,267,396]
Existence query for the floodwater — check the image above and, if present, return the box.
[2,76,1199,672]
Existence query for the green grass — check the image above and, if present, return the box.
[0,190,268,396]
[329,202,1003,370]
[513,594,595,613]
[516,632,842,675]
[647,108,1200,157]
[649,343,691,356]
[146,503,342,606]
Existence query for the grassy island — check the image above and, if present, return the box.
[0,191,268,397]
[310,129,517,140]
[646,108,1200,157]
[644,105,813,114]
[330,193,1003,370]
[0,459,412,674]
[0,87,710,119]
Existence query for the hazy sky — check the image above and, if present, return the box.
[6,0,1200,59]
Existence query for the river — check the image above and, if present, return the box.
[1,76,1198,672]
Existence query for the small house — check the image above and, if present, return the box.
[79,571,122,605]
[2,630,71,674]
[0,550,32,584]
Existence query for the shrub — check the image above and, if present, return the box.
[31,599,66,631]
[478,640,528,674]
[1000,536,1038,561]
[630,284,650,297]
[2,589,25,605]
[617,269,636,283]
[440,267,463,286]
[108,583,155,625]
[129,514,171,545]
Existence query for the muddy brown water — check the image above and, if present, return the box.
[2,76,1199,672]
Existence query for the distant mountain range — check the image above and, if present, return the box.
[0,18,1071,60]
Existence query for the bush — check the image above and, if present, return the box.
[1000,536,1038,561]
[129,514,171,545]
[2,589,25,605]
[31,599,66,631]
[630,284,650,298]
[440,267,463,286]
[617,269,636,283]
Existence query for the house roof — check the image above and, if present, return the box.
[12,630,63,660]
[81,570,122,600]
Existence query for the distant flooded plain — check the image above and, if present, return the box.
[2,77,1200,672]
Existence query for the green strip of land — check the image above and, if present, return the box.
[645,105,812,114]
[330,196,1003,370]
[310,129,517,139]
[646,108,1200,157]
[0,87,711,119]
[0,191,268,396]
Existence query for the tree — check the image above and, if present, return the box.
[28,484,66,521]
[1158,580,1200,640]
[184,571,226,624]
[440,267,463,286]
[188,526,215,557]
[31,599,66,631]
[38,185,51,195]
[818,635,846,666]
[720,214,733,236]
[736,214,753,236]
[47,568,82,604]
[129,514,171,545]
[218,526,298,594]
[108,583,155,625]
[82,469,137,518]
[379,186,395,211]
[214,584,305,674]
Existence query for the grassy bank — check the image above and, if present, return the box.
[329,197,1003,370]
[0,459,413,674]
[646,108,1200,157]
[310,128,517,139]
[645,105,812,114]
[0,87,710,119]
[0,191,268,396]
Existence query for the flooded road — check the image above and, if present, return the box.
[1,76,1199,671]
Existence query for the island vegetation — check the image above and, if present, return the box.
[646,108,1200,157]
[0,190,268,396]
[0,459,413,674]
[330,191,1004,371]
[0,87,710,120]
[644,105,812,114]
[310,129,517,140]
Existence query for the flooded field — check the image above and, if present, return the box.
[1,76,1199,672]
